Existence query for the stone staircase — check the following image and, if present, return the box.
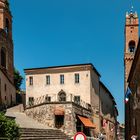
[5,104,71,140]
[20,128,71,140]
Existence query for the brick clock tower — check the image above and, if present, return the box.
[0,0,16,108]
[124,10,139,140]
[124,10,139,90]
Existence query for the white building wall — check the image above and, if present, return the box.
[26,70,91,105]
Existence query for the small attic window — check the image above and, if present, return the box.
[129,40,136,53]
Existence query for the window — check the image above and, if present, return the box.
[11,94,12,106]
[101,117,103,127]
[133,118,136,126]
[4,84,7,92]
[129,40,135,53]
[130,17,133,24]
[1,47,6,68]
[45,96,51,102]
[75,73,80,83]
[60,75,64,84]
[5,18,9,34]
[29,97,34,106]
[58,91,66,102]
[29,76,33,85]
[46,75,50,85]
[74,96,80,104]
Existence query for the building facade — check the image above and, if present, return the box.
[24,63,118,138]
[127,39,140,138]
[124,9,140,139]
[117,123,125,140]
[0,0,16,110]
[99,82,118,140]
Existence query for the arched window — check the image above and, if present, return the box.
[130,17,134,24]
[1,47,6,68]
[129,40,135,53]
[5,18,9,34]
[58,90,66,102]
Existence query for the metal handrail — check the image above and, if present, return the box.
[27,93,91,110]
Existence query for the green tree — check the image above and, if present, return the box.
[14,69,23,93]
[0,113,20,139]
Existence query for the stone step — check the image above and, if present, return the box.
[20,128,71,140]
[20,137,69,140]
[20,129,63,133]
[21,134,67,137]
[20,128,60,132]
[21,136,68,138]
[20,128,66,135]
[21,132,66,135]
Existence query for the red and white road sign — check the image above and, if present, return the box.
[74,132,86,140]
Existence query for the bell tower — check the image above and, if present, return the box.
[124,9,139,90]
[0,0,14,82]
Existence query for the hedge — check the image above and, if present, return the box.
[0,113,20,139]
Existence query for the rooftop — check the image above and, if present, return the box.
[24,63,101,77]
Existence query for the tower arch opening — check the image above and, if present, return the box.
[1,47,6,68]
[5,18,9,34]
[129,40,136,53]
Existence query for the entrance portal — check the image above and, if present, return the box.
[55,115,64,129]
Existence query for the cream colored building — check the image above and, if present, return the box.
[24,63,118,139]
[25,64,99,109]
[0,0,16,110]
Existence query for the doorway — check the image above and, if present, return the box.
[55,115,64,129]
[76,116,91,136]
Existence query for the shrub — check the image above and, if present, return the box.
[0,113,20,139]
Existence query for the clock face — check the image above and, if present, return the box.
[74,132,86,140]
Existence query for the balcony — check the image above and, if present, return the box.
[27,93,91,111]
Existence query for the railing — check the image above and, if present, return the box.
[27,93,91,110]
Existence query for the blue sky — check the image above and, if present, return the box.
[9,0,140,123]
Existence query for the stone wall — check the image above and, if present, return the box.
[25,102,92,137]
[0,70,16,107]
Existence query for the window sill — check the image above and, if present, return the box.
[75,83,80,85]
[45,84,50,86]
